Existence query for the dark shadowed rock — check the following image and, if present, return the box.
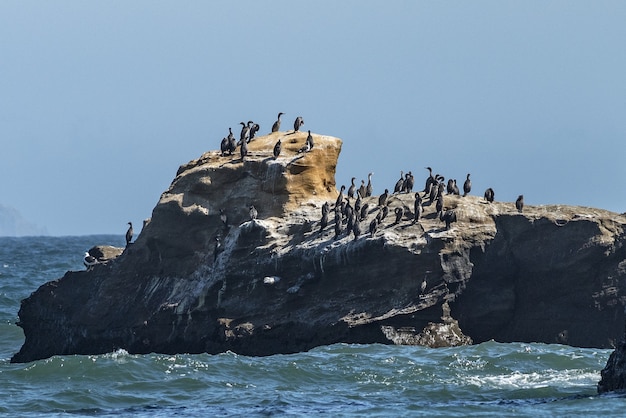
[11,131,626,364]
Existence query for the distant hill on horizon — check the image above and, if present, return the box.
[0,204,48,237]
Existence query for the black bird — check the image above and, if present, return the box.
[447,179,456,195]
[227,130,237,155]
[334,217,342,240]
[125,222,133,247]
[220,137,228,156]
[273,139,282,159]
[335,185,346,207]
[249,122,260,141]
[360,203,370,222]
[346,211,355,233]
[249,205,258,220]
[440,209,457,230]
[354,191,362,215]
[352,219,361,241]
[365,172,373,197]
[239,121,250,142]
[294,116,304,132]
[404,171,414,193]
[484,187,495,203]
[394,207,404,224]
[516,195,524,213]
[436,194,444,217]
[240,137,248,161]
[413,193,423,223]
[320,210,328,232]
[424,167,436,194]
[272,112,284,132]
[369,218,378,236]
[347,177,356,198]
[306,130,314,149]
[83,251,98,270]
[452,180,460,196]
[378,189,389,207]
[358,180,366,200]
[463,173,471,197]
[394,171,404,194]
[381,204,389,221]
[321,201,330,217]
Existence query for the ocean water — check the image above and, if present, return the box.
[0,236,624,417]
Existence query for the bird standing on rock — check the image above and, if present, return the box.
[484,187,495,203]
[366,172,373,197]
[125,222,133,247]
[294,116,304,132]
[272,112,284,132]
[463,173,471,197]
[516,195,524,213]
[273,139,282,159]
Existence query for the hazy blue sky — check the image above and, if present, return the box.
[1,1,625,236]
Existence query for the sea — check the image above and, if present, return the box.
[0,236,624,417]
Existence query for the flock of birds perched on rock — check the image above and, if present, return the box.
[84,112,526,269]
[212,112,526,248]
[321,167,524,241]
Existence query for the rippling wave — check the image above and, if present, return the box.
[0,237,621,417]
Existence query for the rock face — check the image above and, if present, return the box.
[12,131,626,363]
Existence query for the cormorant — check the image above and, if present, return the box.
[346,212,355,234]
[413,193,423,223]
[452,179,460,196]
[463,173,471,197]
[272,112,284,132]
[394,171,404,194]
[347,177,356,198]
[273,139,282,159]
[228,129,237,155]
[306,130,314,149]
[360,203,369,221]
[334,216,342,240]
[394,207,404,224]
[381,204,389,221]
[424,167,436,194]
[321,201,330,217]
[378,189,389,207]
[83,251,98,270]
[354,191,362,215]
[358,180,366,200]
[516,195,524,213]
[352,218,361,240]
[249,205,258,220]
[369,218,378,236]
[484,187,495,203]
[239,121,250,142]
[366,172,373,197]
[294,116,304,132]
[320,210,328,232]
[249,122,260,141]
[220,137,228,156]
[447,179,456,195]
[335,185,346,207]
[436,194,444,217]
[125,222,133,247]
[240,137,248,161]
[440,209,457,230]
[404,171,414,193]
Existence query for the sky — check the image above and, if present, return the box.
[1,1,625,236]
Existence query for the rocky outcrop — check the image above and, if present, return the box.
[12,131,626,363]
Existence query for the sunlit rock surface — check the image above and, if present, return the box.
[12,130,626,363]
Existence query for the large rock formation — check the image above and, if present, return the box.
[11,131,626,363]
